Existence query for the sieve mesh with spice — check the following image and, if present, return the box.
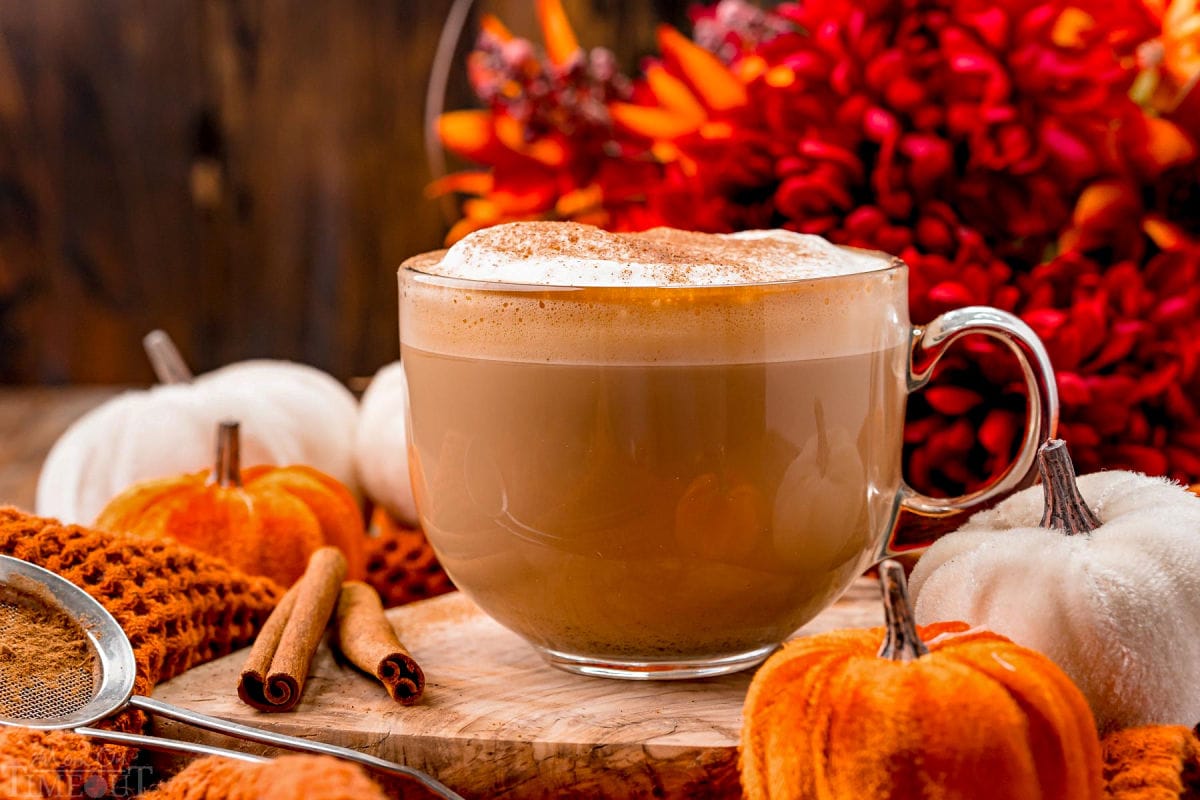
[0,584,96,722]
[0,554,464,798]
[0,561,135,732]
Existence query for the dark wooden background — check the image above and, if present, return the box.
[0,0,687,384]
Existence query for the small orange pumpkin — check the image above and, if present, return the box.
[674,471,762,563]
[740,561,1103,800]
[95,421,366,586]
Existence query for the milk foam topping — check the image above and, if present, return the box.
[426,222,890,286]
[401,222,907,364]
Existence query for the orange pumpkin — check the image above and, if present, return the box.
[674,471,762,563]
[740,561,1103,800]
[95,421,366,586]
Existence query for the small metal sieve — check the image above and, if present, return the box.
[0,555,463,799]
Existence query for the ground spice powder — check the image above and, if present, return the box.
[0,583,97,720]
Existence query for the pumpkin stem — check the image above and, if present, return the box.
[877,560,929,662]
[813,399,829,471]
[143,329,195,385]
[211,421,243,488]
[1037,439,1099,536]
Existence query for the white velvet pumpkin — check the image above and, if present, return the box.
[353,361,417,525]
[36,333,360,525]
[909,440,1200,732]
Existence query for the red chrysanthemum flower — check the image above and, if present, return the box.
[685,0,1157,253]
[1019,242,1200,481]
[830,202,1027,495]
[435,0,1200,497]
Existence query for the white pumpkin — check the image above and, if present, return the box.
[353,361,417,525]
[36,331,360,525]
[772,403,867,570]
[909,439,1200,732]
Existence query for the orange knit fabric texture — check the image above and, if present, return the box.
[1103,724,1200,799]
[364,510,453,609]
[139,755,388,800]
[0,507,283,800]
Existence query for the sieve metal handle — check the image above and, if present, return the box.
[75,726,268,763]
[128,695,465,800]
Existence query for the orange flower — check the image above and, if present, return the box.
[430,0,644,243]
[431,107,571,242]
[609,26,749,148]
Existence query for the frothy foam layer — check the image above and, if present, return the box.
[427,222,890,287]
[401,223,908,365]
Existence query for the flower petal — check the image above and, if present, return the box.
[537,0,582,67]
[657,24,748,112]
[1141,115,1197,173]
[445,217,491,245]
[480,14,513,42]
[425,171,494,198]
[1050,8,1095,49]
[1071,180,1130,227]
[645,64,707,123]
[610,102,703,139]
[1143,214,1187,249]
[925,386,984,415]
[437,110,497,160]
[494,115,568,166]
[555,184,604,218]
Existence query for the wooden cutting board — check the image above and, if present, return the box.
[151,577,883,799]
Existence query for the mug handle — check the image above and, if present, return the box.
[882,306,1059,557]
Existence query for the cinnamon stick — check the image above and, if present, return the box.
[335,581,425,705]
[238,547,347,712]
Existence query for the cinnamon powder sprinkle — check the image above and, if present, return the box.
[0,583,97,719]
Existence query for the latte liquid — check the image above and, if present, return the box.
[400,222,910,662]
[404,346,906,659]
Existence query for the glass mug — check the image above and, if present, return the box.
[398,248,1056,679]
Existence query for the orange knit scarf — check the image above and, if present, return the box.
[1104,724,1200,799]
[0,507,282,799]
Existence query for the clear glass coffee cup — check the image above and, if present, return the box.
[399,244,1056,679]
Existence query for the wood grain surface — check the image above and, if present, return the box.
[152,578,884,799]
